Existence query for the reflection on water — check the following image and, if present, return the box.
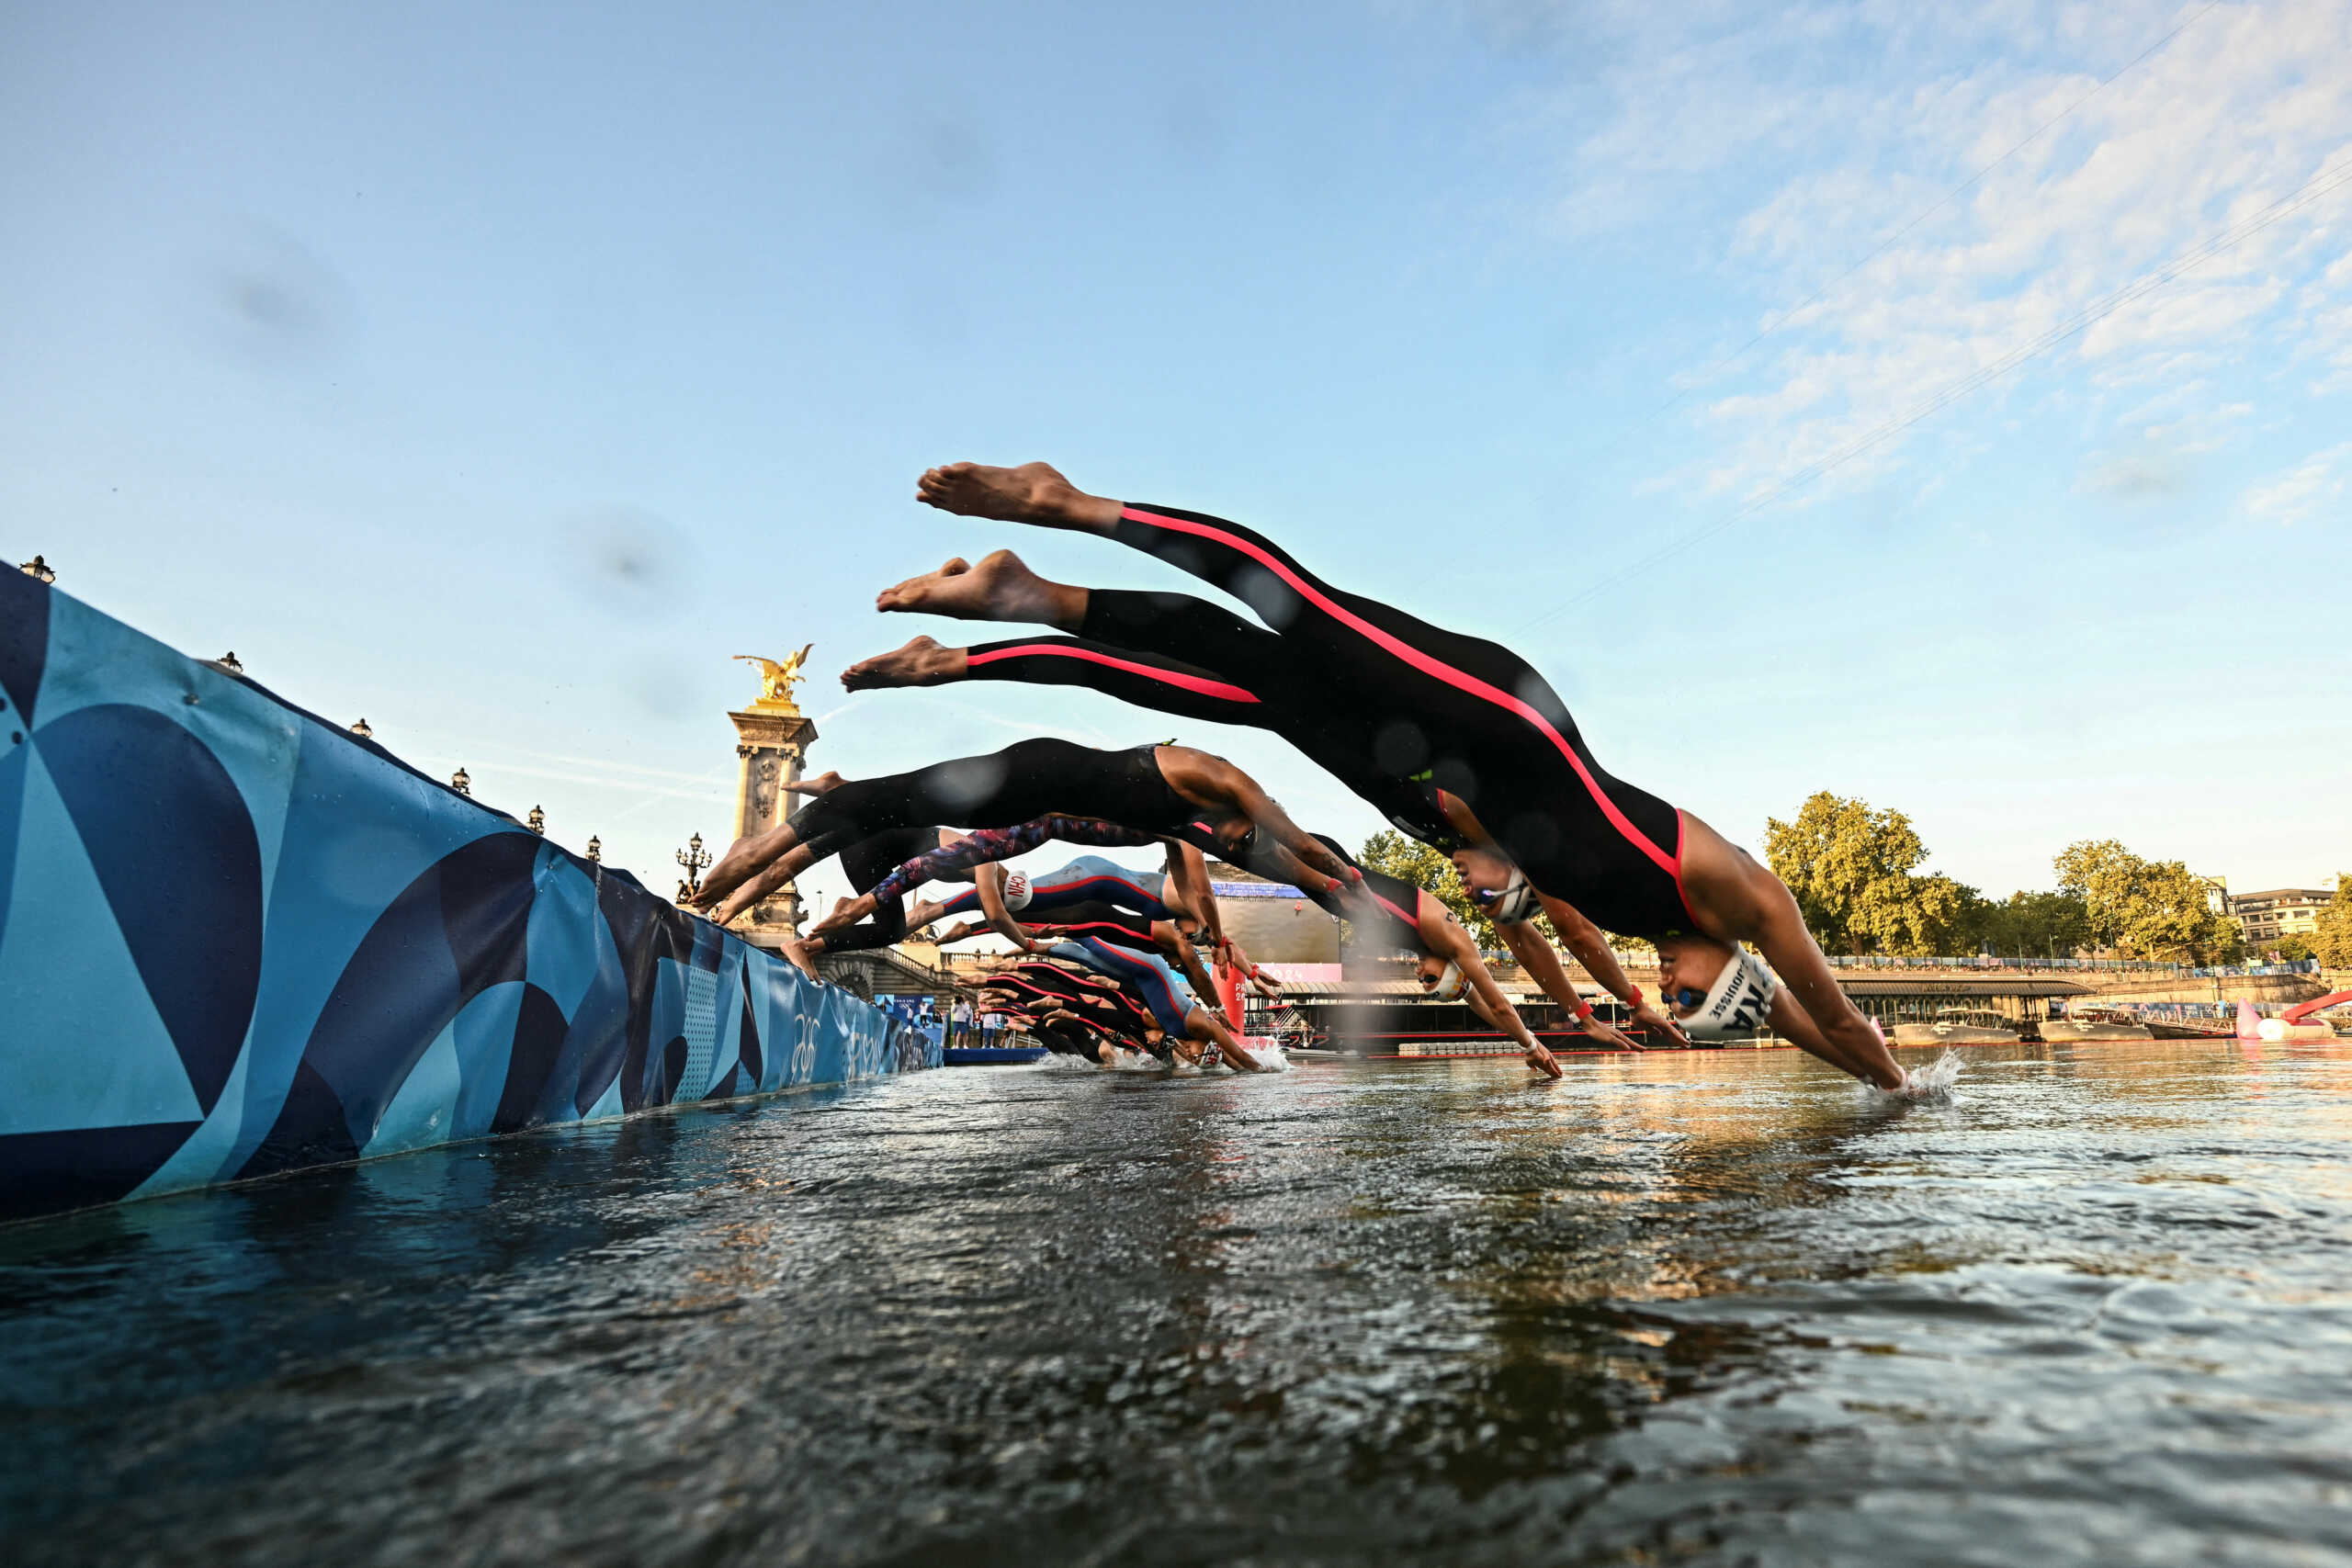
[6,1043,2351,1566]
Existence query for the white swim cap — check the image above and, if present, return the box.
[1482,869,1540,925]
[1427,961,1468,1001]
[1679,948,1779,1040]
[1001,869,1033,911]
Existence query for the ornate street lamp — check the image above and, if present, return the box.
[18,556,55,583]
[585,835,602,863]
[450,767,472,796]
[350,716,374,739]
[526,805,546,835]
[675,831,711,905]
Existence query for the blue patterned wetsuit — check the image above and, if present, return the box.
[926,855,1178,922]
[867,816,1159,907]
[1048,937,1197,1035]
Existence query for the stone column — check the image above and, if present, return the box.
[728,707,819,945]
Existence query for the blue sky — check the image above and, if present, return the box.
[5,0,2347,917]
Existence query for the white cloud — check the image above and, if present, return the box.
[2240,440,2352,523]
[2080,453,2185,498]
[1479,0,2352,509]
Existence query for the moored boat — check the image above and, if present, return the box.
[1891,1007,2020,1045]
[2041,1006,2154,1042]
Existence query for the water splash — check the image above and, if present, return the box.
[1885,1049,1964,1101]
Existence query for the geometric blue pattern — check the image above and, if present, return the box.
[0,570,937,1224]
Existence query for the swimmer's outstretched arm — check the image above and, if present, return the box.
[1157,748,1355,892]
[1459,984,1548,1070]
[1495,919,1642,1053]
[1152,921,1219,1000]
[1423,908,1561,1078]
[1185,1006,1267,1073]
[1160,843,1226,953]
[1219,936,1282,998]
[1678,815,1906,1090]
[1233,783,1355,889]
[1531,897,1690,1047]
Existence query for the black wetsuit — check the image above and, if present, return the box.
[1030,1019,1102,1058]
[1300,833,1436,955]
[818,823,951,953]
[782,738,1232,869]
[964,594,1458,847]
[959,505,1693,937]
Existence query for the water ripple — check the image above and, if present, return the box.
[5,1042,2350,1565]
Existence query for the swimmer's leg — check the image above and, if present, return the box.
[875,550,1086,626]
[846,632,1264,727]
[915,461,1122,534]
[780,771,851,797]
[912,460,1341,639]
[692,824,804,912]
[706,840,822,925]
[842,636,967,691]
[775,933,819,981]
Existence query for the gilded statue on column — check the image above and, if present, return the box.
[733,645,815,715]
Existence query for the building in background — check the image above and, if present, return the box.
[2230,886,2337,950]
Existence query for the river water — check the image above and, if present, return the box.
[6,1040,2350,1566]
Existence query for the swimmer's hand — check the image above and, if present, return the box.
[1524,1042,1563,1079]
[1580,1014,1644,1052]
[1630,1001,1691,1048]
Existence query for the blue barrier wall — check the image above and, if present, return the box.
[0,570,937,1224]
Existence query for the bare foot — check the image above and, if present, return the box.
[777,934,819,981]
[808,894,875,937]
[691,831,777,909]
[915,461,1118,530]
[874,549,1074,625]
[842,635,967,691]
[781,771,849,797]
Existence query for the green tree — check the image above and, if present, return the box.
[1764,792,1956,955]
[1937,883,1996,953]
[2308,876,2352,968]
[1976,888,2095,958]
[2052,840,2238,963]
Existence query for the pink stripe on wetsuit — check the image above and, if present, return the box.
[1105,502,1699,938]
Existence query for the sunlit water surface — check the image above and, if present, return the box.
[6,1041,2351,1567]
